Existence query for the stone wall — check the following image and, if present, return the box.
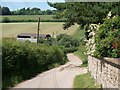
[88,56,120,88]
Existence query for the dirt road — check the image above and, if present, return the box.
[13,53,87,88]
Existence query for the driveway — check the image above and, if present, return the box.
[13,53,87,88]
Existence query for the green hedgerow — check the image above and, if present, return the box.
[2,39,67,88]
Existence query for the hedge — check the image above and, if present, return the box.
[2,39,67,88]
[1,19,66,23]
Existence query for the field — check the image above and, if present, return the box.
[0,15,55,21]
[0,15,64,22]
[1,22,79,37]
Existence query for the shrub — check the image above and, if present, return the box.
[2,17,10,23]
[38,38,55,46]
[94,16,120,58]
[2,39,67,88]
[57,34,79,48]
[63,47,78,53]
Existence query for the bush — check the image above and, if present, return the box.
[63,47,78,53]
[38,34,79,53]
[95,16,120,58]
[38,38,55,46]
[2,17,10,23]
[2,39,67,88]
[57,34,79,48]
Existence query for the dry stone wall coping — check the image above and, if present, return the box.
[103,57,120,66]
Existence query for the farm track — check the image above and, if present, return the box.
[12,53,87,88]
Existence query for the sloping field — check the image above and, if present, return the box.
[1,22,79,37]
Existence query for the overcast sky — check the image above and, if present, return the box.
[0,0,65,11]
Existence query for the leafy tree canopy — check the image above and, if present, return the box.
[0,6,11,15]
[48,2,119,29]
[0,5,57,15]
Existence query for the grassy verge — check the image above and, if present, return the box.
[74,44,87,67]
[74,73,101,88]
[72,26,85,41]
[73,26,88,67]
[73,26,100,89]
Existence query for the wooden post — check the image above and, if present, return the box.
[56,31,58,46]
[37,17,40,44]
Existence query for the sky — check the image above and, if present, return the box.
[0,0,65,11]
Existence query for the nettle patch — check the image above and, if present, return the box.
[95,16,120,58]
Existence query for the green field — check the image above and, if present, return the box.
[1,22,79,37]
[0,15,55,21]
[0,15,65,22]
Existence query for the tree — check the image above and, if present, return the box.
[19,8,26,15]
[48,2,119,29]
[0,6,2,15]
[31,7,41,15]
[45,9,53,15]
[2,7,11,15]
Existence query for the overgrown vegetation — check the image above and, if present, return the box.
[2,17,10,23]
[74,45,87,67]
[2,39,67,88]
[57,34,79,53]
[73,27,88,67]
[74,73,100,88]
[57,34,79,48]
[38,34,80,53]
[72,26,85,42]
[95,16,120,58]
